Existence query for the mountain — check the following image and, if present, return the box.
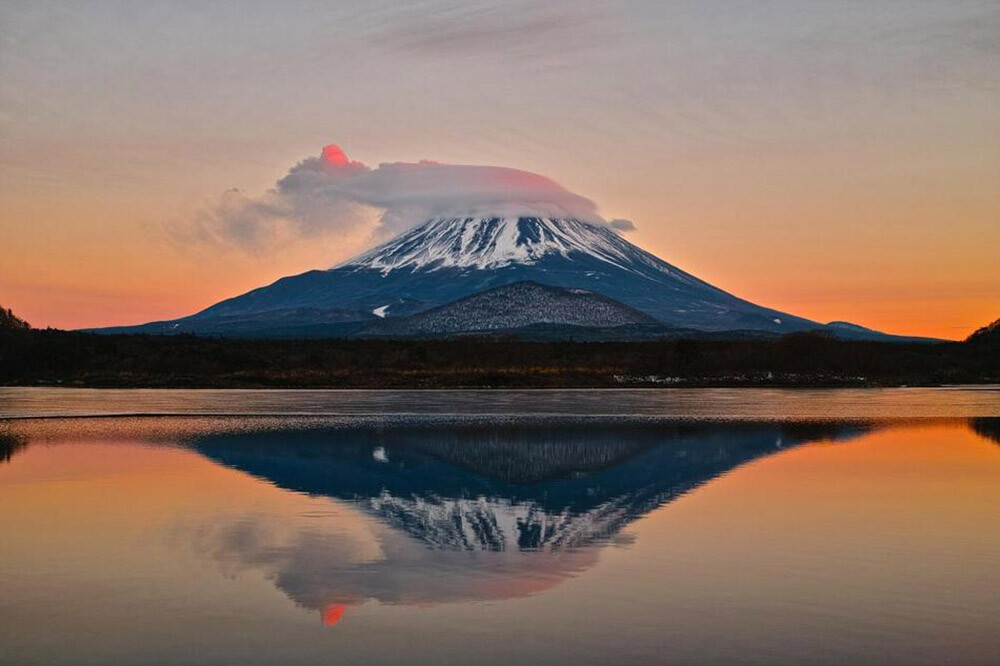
[0,306,30,331]
[363,280,658,337]
[95,216,921,340]
[822,320,939,344]
[967,317,1000,346]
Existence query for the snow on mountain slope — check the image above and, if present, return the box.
[343,216,692,280]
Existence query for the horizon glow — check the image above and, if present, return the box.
[1,1,997,339]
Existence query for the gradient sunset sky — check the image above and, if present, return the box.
[1,1,997,339]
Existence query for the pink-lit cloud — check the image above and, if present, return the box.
[196,144,633,250]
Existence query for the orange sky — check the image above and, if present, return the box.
[2,2,997,339]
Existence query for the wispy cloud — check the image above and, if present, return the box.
[362,1,611,62]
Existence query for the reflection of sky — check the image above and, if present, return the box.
[1,2,998,336]
[1,418,1000,664]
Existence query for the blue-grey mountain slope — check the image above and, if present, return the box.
[95,216,935,340]
[362,281,658,337]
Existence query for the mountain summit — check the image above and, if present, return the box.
[345,216,670,274]
[96,216,917,339]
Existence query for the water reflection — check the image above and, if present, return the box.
[0,432,27,462]
[2,415,1000,665]
[194,422,876,551]
[971,417,1000,444]
[180,421,877,619]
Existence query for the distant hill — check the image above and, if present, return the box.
[824,321,940,344]
[0,306,29,331]
[967,317,1000,345]
[362,281,658,337]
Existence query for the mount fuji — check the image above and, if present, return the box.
[98,216,914,340]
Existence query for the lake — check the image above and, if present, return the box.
[1,387,999,665]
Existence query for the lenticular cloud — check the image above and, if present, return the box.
[203,143,633,249]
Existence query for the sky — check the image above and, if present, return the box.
[1,0,997,339]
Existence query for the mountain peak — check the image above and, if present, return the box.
[342,216,651,275]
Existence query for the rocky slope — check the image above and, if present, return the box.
[364,281,657,336]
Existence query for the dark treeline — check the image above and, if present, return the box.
[0,307,30,331]
[1,327,997,388]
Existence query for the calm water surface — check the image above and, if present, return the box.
[2,386,1000,419]
[1,388,999,665]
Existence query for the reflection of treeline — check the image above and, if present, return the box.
[402,421,874,484]
[0,328,997,388]
[0,433,28,463]
[394,424,662,484]
[970,418,1000,445]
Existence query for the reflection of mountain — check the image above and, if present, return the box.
[182,421,876,621]
[194,422,870,553]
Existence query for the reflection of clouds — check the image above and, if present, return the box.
[175,502,597,618]
[322,605,347,626]
[180,512,382,584]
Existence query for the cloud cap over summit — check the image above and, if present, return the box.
[204,143,632,249]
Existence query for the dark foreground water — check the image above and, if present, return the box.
[1,388,999,665]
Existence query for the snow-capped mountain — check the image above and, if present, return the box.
[345,216,684,276]
[101,215,841,336]
[99,216,939,340]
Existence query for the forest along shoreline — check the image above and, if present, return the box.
[1,325,998,389]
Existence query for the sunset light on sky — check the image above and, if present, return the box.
[1,1,997,338]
